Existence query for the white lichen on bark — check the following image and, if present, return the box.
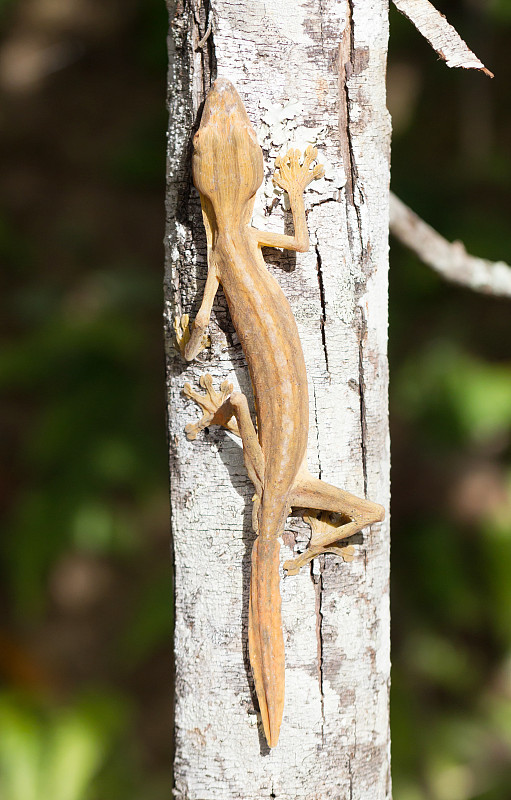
[165,0,391,797]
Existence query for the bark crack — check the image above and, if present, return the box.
[196,0,217,95]
[315,244,330,374]
[311,556,326,743]
[318,0,326,53]
[311,379,326,742]
[338,0,364,255]
[357,308,368,496]
[311,382,322,480]
[310,364,326,740]
[310,196,338,209]
[338,0,356,205]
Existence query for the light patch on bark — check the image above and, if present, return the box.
[165,0,391,796]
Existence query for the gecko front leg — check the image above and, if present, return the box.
[174,313,210,359]
[175,245,220,360]
[251,146,324,252]
[183,375,264,524]
[183,374,238,438]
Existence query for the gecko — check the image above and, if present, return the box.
[176,78,385,748]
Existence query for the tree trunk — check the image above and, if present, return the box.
[165,0,391,797]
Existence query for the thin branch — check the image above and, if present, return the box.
[389,192,511,298]
[197,16,212,49]
[393,0,493,77]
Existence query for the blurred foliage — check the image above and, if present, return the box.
[0,0,172,797]
[397,342,511,446]
[389,2,511,798]
[0,691,128,800]
[0,0,510,797]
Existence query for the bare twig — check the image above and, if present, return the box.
[393,0,493,77]
[196,17,212,49]
[389,192,511,298]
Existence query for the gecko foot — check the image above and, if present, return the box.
[283,511,356,575]
[182,374,237,440]
[173,313,210,359]
[273,146,325,195]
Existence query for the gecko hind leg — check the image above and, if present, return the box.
[284,473,385,574]
[284,511,357,575]
[183,375,264,518]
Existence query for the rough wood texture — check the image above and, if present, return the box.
[165,0,391,796]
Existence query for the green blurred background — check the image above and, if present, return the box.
[0,1,510,798]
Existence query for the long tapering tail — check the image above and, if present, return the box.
[248,537,285,748]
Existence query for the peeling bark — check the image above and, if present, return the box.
[165,0,391,797]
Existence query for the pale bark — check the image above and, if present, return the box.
[165,0,391,797]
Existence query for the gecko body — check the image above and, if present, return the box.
[179,78,384,748]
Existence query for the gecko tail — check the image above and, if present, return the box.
[248,537,285,748]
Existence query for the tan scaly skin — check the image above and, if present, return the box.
[177,78,385,749]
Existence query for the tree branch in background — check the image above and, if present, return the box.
[393,0,493,77]
[390,192,511,298]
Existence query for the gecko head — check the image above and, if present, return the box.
[198,78,249,128]
[192,78,263,219]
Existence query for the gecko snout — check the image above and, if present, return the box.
[199,77,250,129]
